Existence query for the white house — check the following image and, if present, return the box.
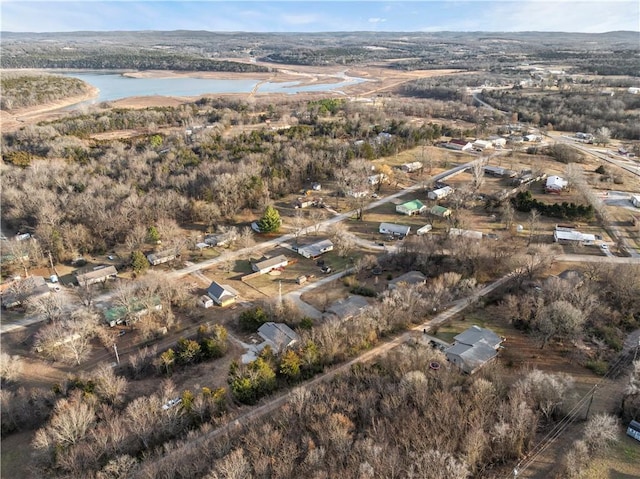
[545,175,568,193]
[298,239,334,259]
[396,199,427,216]
[444,139,473,151]
[428,186,454,200]
[472,139,493,150]
[251,255,289,274]
[553,227,595,245]
[379,223,411,237]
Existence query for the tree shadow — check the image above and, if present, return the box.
[609,469,639,478]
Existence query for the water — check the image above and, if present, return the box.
[62,71,365,105]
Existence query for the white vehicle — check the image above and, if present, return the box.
[162,398,182,410]
[600,244,609,250]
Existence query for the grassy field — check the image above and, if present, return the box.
[582,431,640,478]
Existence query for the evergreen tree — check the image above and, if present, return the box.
[130,250,149,274]
[257,206,281,233]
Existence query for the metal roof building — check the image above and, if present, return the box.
[258,322,299,352]
[445,325,503,374]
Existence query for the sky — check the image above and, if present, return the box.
[1,1,638,33]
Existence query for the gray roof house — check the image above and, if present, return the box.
[251,255,289,274]
[258,322,299,352]
[75,265,118,286]
[379,222,411,237]
[1,276,50,309]
[207,281,239,306]
[298,239,334,259]
[323,296,369,321]
[445,325,503,374]
[388,271,427,290]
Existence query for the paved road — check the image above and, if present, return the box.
[135,268,520,475]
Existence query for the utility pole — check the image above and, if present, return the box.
[585,385,598,420]
[113,344,120,365]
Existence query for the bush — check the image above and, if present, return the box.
[239,307,269,332]
[586,359,608,376]
[593,326,623,352]
[350,286,378,297]
[595,165,607,174]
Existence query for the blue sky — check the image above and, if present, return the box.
[1,1,638,33]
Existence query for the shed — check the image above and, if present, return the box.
[252,255,289,274]
[199,295,214,308]
[427,186,454,200]
[445,139,473,151]
[416,224,433,235]
[429,205,452,218]
[379,223,411,237]
[258,322,299,352]
[472,139,493,150]
[298,239,334,259]
[75,265,118,286]
[396,199,427,216]
[207,281,239,307]
[388,271,426,290]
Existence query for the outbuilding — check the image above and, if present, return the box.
[416,224,433,235]
[546,175,568,193]
[400,161,423,173]
[429,205,452,218]
[630,195,640,208]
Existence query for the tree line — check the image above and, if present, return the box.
[0,73,91,110]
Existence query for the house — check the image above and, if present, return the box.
[545,175,568,193]
[416,224,433,235]
[323,296,369,321]
[147,250,177,266]
[630,195,640,208]
[553,226,596,245]
[388,271,426,290]
[252,255,289,274]
[472,139,493,150]
[427,186,454,200]
[444,139,473,151]
[75,265,118,287]
[449,228,483,241]
[204,234,229,247]
[400,161,423,173]
[295,197,316,209]
[1,276,50,309]
[298,239,334,259]
[379,223,411,237]
[484,166,516,178]
[207,281,239,307]
[429,205,452,218]
[445,325,504,374]
[103,296,162,327]
[396,200,427,216]
[258,322,299,352]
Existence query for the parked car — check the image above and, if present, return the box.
[162,398,182,410]
[321,265,332,274]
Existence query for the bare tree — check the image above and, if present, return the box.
[501,201,515,232]
[0,352,23,384]
[308,208,327,236]
[34,310,98,365]
[534,300,586,349]
[329,223,356,258]
[527,208,541,245]
[93,363,128,405]
[236,226,255,249]
[27,294,64,323]
[290,210,309,244]
[583,413,618,450]
[470,157,487,192]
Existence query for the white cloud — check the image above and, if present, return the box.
[281,13,321,25]
[368,17,387,24]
